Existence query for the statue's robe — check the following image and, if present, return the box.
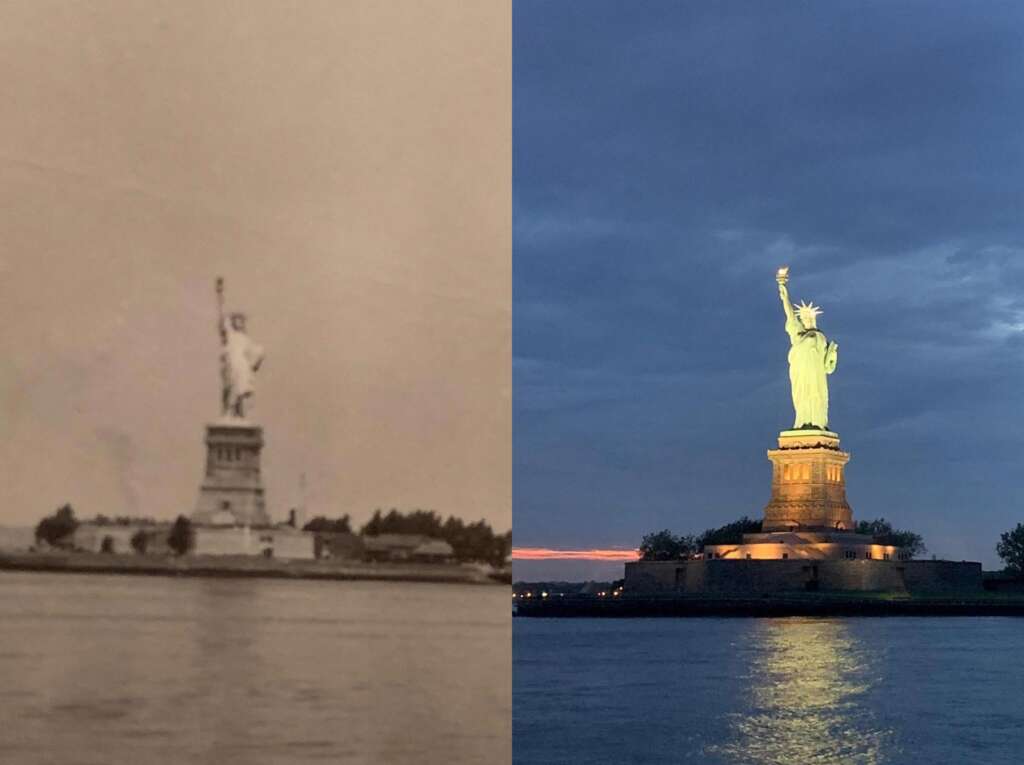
[220,320,264,414]
[785,316,836,429]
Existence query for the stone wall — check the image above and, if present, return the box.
[73,524,167,554]
[623,561,677,594]
[0,526,35,552]
[902,560,982,594]
[625,558,982,596]
[192,526,315,559]
[815,560,906,592]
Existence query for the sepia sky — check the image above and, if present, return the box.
[514,0,1024,572]
[0,1,510,531]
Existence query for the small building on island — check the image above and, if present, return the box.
[362,534,456,564]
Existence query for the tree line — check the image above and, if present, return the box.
[34,505,195,555]
[304,508,510,567]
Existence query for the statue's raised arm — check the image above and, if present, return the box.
[216,276,228,345]
[775,267,834,430]
[776,267,802,342]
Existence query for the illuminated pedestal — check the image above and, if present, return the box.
[704,429,901,562]
[763,429,852,532]
[626,426,980,594]
[193,422,271,527]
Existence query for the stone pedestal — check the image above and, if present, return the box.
[762,429,852,532]
[193,422,271,527]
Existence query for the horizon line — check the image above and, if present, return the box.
[512,547,640,561]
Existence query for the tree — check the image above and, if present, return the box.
[302,515,352,534]
[167,515,195,556]
[855,518,926,558]
[34,503,79,547]
[130,529,149,555]
[639,530,695,561]
[696,517,761,549]
[100,535,115,554]
[360,508,446,537]
[996,523,1024,575]
[356,508,507,565]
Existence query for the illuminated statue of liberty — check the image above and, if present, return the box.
[776,267,838,429]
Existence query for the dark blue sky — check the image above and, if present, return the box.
[513,1,1024,569]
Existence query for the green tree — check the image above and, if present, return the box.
[34,503,79,547]
[996,523,1024,575]
[696,517,761,549]
[639,530,695,561]
[167,515,195,556]
[855,518,926,558]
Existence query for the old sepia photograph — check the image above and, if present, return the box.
[0,3,510,764]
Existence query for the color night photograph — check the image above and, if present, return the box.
[512,2,1024,764]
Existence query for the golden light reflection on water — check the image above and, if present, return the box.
[710,619,896,765]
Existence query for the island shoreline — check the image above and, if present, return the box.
[0,552,510,586]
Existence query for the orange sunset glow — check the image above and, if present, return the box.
[512,547,640,561]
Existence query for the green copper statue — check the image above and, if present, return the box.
[776,267,838,429]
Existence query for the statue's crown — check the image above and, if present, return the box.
[795,300,822,322]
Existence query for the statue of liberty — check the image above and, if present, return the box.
[776,267,838,430]
[216,277,265,420]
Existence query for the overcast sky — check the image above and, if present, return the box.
[0,2,510,532]
[513,0,1024,573]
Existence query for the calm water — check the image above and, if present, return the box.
[514,617,1024,764]
[0,572,510,764]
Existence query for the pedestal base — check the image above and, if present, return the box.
[193,423,271,527]
[762,428,853,532]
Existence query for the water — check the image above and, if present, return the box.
[0,572,510,764]
[514,617,1024,764]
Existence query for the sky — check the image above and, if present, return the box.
[513,0,1024,577]
[0,2,510,533]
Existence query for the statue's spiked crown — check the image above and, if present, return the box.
[795,300,822,323]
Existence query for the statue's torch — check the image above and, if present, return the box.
[215,277,225,324]
[776,266,790,285]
